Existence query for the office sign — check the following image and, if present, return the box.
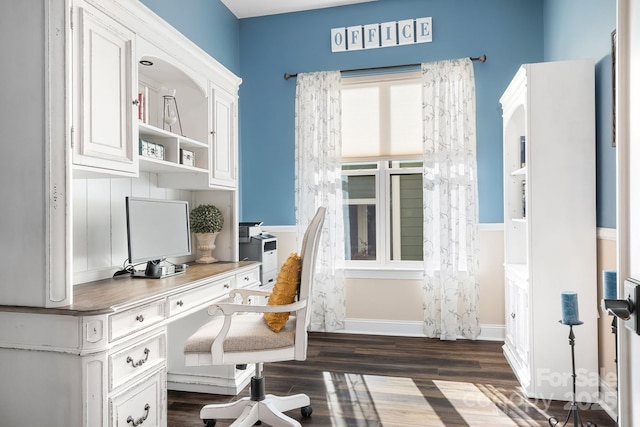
[331,17,432,52]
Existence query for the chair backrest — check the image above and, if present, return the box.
[294,207,325,359]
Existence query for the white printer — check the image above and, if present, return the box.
[239,222,277,287]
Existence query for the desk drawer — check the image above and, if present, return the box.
[236,268,259,288]
[110,300,165,342]
[110,368,165,427]
[167,278,232,318]
[110,331,166,391]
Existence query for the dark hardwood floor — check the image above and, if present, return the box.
[168,332,616,427]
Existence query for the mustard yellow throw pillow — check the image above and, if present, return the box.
[264,252,301,332]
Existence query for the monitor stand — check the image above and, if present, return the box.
[130,260,186,279]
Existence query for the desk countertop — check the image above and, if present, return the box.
[0,261,259,316]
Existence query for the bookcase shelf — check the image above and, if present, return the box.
[511,166,527,176]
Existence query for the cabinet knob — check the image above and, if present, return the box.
[176,300,184,307]
[224,283,230,289]
[136,314,145,322]
[511,312,516,319]
[133,98,140,106]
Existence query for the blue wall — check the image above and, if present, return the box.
[238,0,544,224]
[140,0,240,74]
[543,0,616,228]
[141,0,616,228]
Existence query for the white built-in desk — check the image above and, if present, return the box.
[0,261,260,427]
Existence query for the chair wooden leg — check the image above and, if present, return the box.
[200,398,256,421]
[258,400,301,427]
[200,394,311,427]
[263,393,310,413]
[228,402,260,427]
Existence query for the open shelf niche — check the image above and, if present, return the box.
[137,53,210,179]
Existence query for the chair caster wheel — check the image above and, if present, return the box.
[301,405,313,418]
[203,419,216,427]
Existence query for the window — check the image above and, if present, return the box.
[341,72,423,268]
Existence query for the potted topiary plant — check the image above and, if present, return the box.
[190,204,224,263]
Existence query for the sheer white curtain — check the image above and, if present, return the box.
[294,71,345,332]
[421,58,480,340]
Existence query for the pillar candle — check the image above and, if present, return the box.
[603,270,617,300]
[561,291,580,325]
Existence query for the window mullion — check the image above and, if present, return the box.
[390,169,402,261]
[377,161,386,267]
[379,82,391,157]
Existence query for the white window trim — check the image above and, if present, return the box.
[342,72,425,276]
[344,266,424,280]
[343,160,423,270]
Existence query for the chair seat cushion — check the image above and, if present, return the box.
[184,313,297,354]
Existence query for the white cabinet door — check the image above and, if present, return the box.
[504,277,517,350]
[513,283,530,365]
[73,6,137,175]
[210,86,236,187]
[503,271,532,392]
[504,273,530,366]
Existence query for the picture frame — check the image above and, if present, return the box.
[139,138,165,160]
[180,148,195,166]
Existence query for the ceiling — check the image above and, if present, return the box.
[220,0,376,19]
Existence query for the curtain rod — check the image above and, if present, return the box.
[284,54,486,80]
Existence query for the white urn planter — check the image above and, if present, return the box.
[195,232,220,263]
[190,204,224,264]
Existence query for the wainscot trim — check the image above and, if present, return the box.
[597,227,617,241]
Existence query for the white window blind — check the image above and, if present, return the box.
[341,72,422,158]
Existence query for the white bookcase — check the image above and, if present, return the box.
[500,60,598,401]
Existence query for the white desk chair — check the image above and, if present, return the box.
[184,207,326,427]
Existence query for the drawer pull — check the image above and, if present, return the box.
[511,312,516,319]
[225,283,231,288]
[243,276,250,282]
[136,315,145,322]
[176,300,184,307]
[126,348,150,368]
[126,403,150,426]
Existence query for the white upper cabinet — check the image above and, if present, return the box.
[210,85,237,188]
[0,0,241,308]
[73,5,138,176]
[70,0,241,189]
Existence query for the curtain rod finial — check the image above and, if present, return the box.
[478,54,487,63]
[284,72,295,80]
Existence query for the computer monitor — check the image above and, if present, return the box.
[125,197,191,278]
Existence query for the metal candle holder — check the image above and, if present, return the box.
[548,321,597,427]
[602,299,620,426]
[163,94,183,136]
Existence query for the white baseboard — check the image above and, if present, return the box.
[335,319,505,341]
[598,378,618,421]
